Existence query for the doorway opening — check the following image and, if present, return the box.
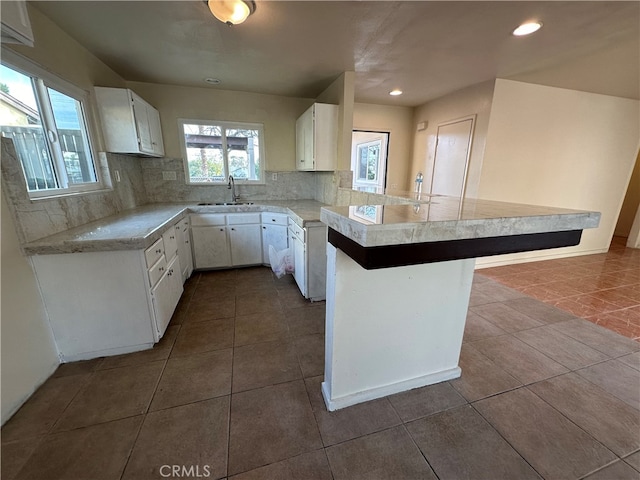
[351,131,389,193]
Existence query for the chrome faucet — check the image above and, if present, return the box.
[227,175,240,202]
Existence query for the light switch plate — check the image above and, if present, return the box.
[162,171,177,181]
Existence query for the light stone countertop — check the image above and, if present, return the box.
[23,200,328,255]
[321,197,601,247]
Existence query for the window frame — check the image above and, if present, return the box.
[1,49,104,199]
[178,118,265,185]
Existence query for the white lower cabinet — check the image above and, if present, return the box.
[175,218,193,282]
[229,224,263,266]
[30,220,186,362]
[288,220,327,301]
[189,211,325,300]
[191,213,263,268]
[261,213,289,265]
[290,227,306,294]
[151,254,183,337]
[192,225,230,269]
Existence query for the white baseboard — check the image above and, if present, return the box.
[321,367,461,412]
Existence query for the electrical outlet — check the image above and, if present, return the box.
[272,173,278,181]
[162,171,177,181]
[114,170,121,182]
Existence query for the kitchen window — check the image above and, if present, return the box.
[179,119,264,184]
[0,55,102,198]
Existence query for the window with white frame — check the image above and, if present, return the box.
[179,119,264,184]
[0,58,102,197]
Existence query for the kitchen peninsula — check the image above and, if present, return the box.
[320,197,601,411]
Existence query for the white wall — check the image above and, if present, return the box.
[614,150,639,237]
[353,103,414,192]
[1,193,59,424]
[316,72,356,172]
[476,79,640,266]
[1,4,128,423]
[411,80,495,199]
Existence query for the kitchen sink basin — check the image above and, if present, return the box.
[197,202,254,206]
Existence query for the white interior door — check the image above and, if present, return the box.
[431,116,475,197]
[351,131,389,193]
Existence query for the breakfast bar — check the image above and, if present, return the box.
[319,197,601,411]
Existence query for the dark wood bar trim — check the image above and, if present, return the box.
[327,228,583,270]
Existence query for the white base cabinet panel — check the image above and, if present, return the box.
[261,213,289,265]
[192,226,231,269]
[32,250,161,362]
[322,245,474,411]
[229,224,262,266]
[289,221,327,301]
[151,255,182,337]
[175,218,193,282]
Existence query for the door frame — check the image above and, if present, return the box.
[430,115,476,198]
[351,130,390,193]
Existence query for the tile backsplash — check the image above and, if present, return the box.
[141,157,318,204]
[1,138,147,244]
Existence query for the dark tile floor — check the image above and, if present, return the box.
[2,267,640,480]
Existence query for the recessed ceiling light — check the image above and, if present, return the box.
[389,89,403,96]
[512,21,543,36]
[204,77,221,85]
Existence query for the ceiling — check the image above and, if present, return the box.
[33,1,640,107]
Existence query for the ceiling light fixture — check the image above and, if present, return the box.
[204,77,221,85]
[389,89,403,96]
[206,0,256,26]
[512,21,543,36]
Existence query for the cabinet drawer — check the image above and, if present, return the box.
[288,223,305,242]
[179,218,190,232]
[145,238,165,268]
[162,227,179,260]
[148,255,167,288]
[261,213,288,226]
[228,213,261,225]
[190,214,226,226]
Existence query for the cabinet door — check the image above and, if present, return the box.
[262,224,288,265]
[147,106,165,156]
[229,224,263,266]
[131,93,153,153]
[292,233,306,296]
[296,106,313,171]
[151,255,183,339]
[1,0,34,46]
[192,226,230,269]
[174,223,192,283]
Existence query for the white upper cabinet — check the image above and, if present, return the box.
[295,103,338,171]
[95,87,165,157]
[1,0,34,47]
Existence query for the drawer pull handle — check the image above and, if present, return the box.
[156,249,162,254]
